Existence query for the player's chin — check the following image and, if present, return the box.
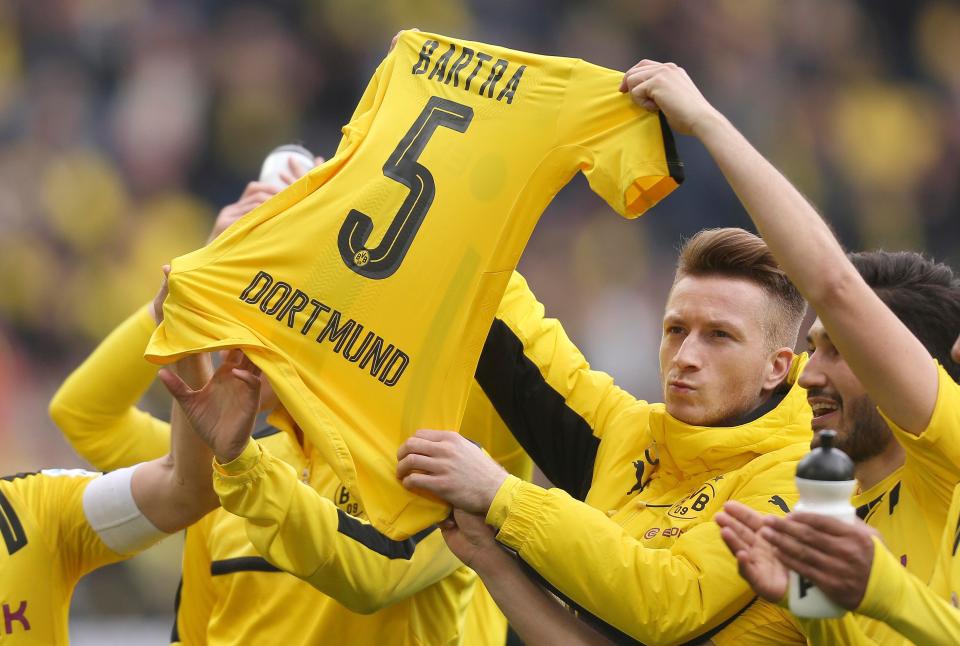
[664,397,713,426]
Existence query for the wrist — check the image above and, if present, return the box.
[215,442,248,466]
[690,108,729,142]
[469,541,511,576]
[479,471,509,514]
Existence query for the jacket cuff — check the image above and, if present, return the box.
[213,440,262,478]
[492,480,549,551]
[855,534,899,620]
[486,475,522,528]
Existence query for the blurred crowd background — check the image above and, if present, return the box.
[1,0,958,637]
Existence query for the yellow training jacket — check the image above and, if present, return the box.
[146,28,682,539]
[713,363,960,646]
[50,300,532,644]
[475,273,812,645]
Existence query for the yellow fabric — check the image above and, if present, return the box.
[709,601,804,646]
[53,292,536,644]
[49,304,167,471]
[145,28,681,538]
[212,429,474,645]
[850,488,960,645]
[485,302,812,646]
[716,364,960,645]
[0,471,124,644]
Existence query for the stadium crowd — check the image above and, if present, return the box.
[2,1,960,644]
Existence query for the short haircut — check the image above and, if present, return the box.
[674,227,807,349]
[849,250,960,381]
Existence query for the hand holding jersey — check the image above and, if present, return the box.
[397,429,508,515]
[628,59,960,645]
[146,29,683,539]
[159,349,262,464]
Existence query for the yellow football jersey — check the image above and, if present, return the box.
[52,301,534,644]
[0,470,124,644]
[714,363,960,645]
[146,29,682,538]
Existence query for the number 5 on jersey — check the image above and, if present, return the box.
[339,96,474,279]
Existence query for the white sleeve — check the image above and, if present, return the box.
[81,465,168,554]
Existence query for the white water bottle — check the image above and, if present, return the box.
[259,144,316,190]
[788,429,857,618]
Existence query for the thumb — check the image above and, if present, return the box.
[158,367,194,402]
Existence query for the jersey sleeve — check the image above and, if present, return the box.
[335,44,396,156]
[847,500,960,645]
[558,60,683,218]
[212,441,464,614]
[879,366,960,511]
[49,305,170,471]
[710,600,805,646]
[18,472,128,582]
[475,271,643,499]
[485,459,799,645]
[171,521,215,645]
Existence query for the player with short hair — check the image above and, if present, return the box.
[0,348,244,644]
[615,60,960,644]
[396,223,813,644]
[713,251,960,644]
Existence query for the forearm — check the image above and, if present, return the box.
[128,354,219,532]
[695,114,850,305]
[214,442,461,613]
[477,273,641,497]
[473,546,612,646]
[50,304,170,469]
[695,115,936,430]
[171,355,218,513]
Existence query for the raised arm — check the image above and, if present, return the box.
[49,178,292,471]
[129,352,223,532]
[49,302,170,470]
[478,272,643,498]
[166,350,463,612]
[623,62,939,434]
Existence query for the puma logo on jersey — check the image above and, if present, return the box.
[2,602,29,635]
[768,495,790,514]
[412,39,526,104]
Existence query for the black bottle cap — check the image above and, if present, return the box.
[796,430,855,481]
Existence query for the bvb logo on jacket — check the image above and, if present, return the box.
[668,480,718,520]
[333,484,364,518]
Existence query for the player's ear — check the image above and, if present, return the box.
[763,347,794,391]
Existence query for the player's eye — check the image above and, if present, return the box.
[711,329,730,338]
[666,325,684,335]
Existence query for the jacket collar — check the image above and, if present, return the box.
[648,354,812,478]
